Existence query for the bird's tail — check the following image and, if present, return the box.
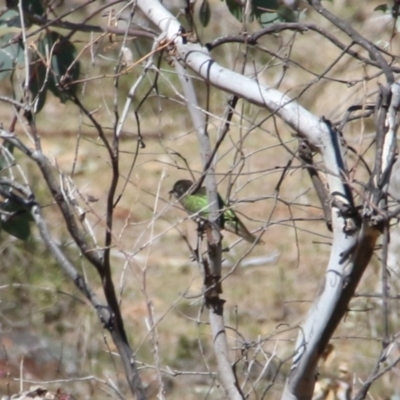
[224,219,264,245]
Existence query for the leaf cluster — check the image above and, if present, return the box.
[0,143,33,241]
[199,0,300,27]
[0,1,80,113]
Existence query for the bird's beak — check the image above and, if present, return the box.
[168,189,173,199]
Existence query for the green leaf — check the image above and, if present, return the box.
[0,10,24,82]
[29,31,80,112]
[0,199,34,222]
[0,9,20,27]
[199,0,211,27]
[254,1,298,26]
[6,0,18,8]
[1,217,31,241]
[22,0,45,16]
[6,0,45,15]
[0,141,15,172]
[277,4,298,22]
[373,3,400,23]
[48,32,80,100]
[6,0,19,8]
[225,0,244,21]
[29,61,48,113]
[257,12,280,26]
[374,4,390,12]
[0,200,32,241]
[0,48,15,82]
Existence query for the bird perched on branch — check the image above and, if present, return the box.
[169,179,263,244]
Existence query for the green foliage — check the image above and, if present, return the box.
[6,0,45,15]
[374,2,400,31]
[225,0,244,22]
[0,10,24,82]
[21,0,45,15]
[175,335,198,360]
[0,199,33,241]
[199,0,211,27]
[0,7,80,113]
[374,4,390,12]
[0,141,14,171]
[30,31,80,112]
[29,55,48,113]
[0,237,82,328]
[0,143,32,241]
[222,0,299,27]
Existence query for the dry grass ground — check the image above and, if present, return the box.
[1,0,399,399]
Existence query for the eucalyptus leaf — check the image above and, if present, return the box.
[0,50,14,82]
[0,10,20,27]
[277,4,298,22]
[0,141,15,172]
[1,216,31,241]
[0,199,34,222]
[29,61,48,113]
[257,11,280,26]
[22,0,45,16]
[44,31,80,101]
[374,4,390,12]
[6,0,45,15]
[0,10,24,81]
[249,0,299,26]
[225,0,244,21]
[0,199,33,241]
[199,0,211,27]
[29,30,80,112]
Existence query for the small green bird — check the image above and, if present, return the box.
[169,179,263,244]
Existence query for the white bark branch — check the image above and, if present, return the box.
[137,0,350,207]
[173,27,239,400]
[134,1,389,399]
